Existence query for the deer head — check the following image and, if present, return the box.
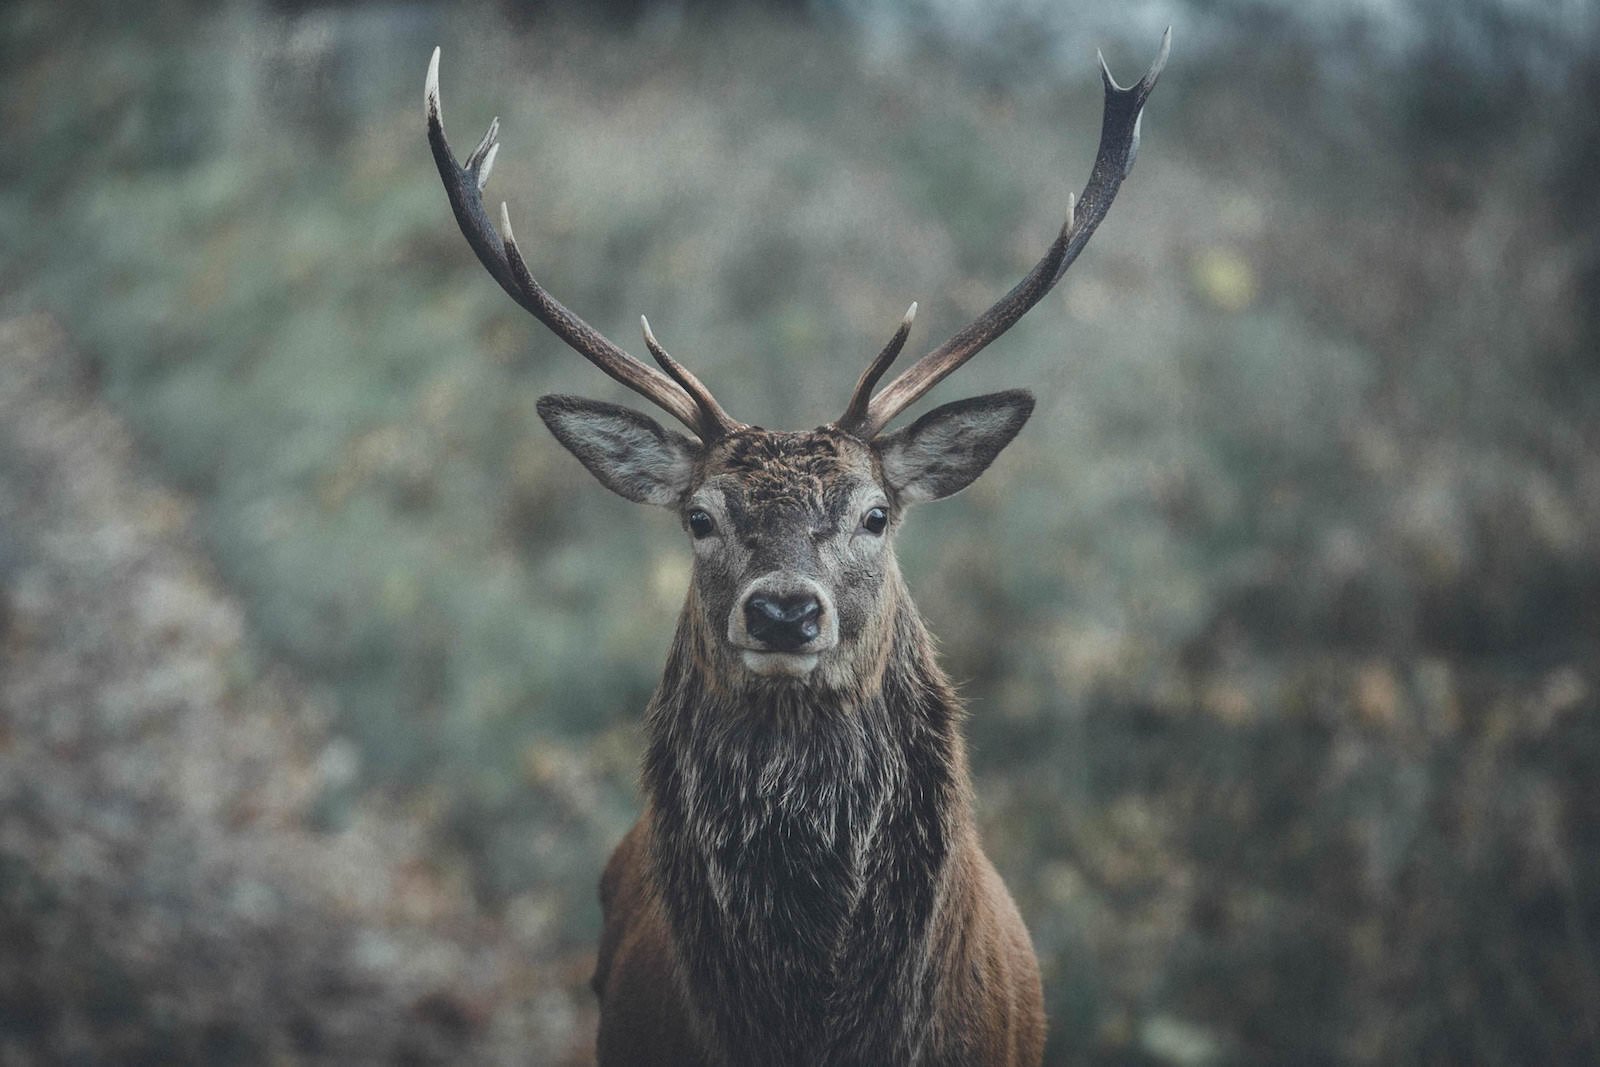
[535,387,1033,694]
[424,36,1167,694]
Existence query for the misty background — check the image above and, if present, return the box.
[2,0,1597,1062]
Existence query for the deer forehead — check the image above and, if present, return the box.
[698,429,881,523]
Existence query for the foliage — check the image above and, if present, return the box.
[2,0,1597,1061]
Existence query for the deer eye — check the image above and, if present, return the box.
[687,509,716,539]
[861,506,888,535]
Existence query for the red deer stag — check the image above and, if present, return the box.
[426,33,1168,1066]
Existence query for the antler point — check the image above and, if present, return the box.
[476,142,499,191]
[1144,28,1173,89]
[904,301,918,325]
[426,47,441,115]
[498,201,515,243]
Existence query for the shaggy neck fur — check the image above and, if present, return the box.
[641,577,970,1066]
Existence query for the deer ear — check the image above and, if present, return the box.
[537,395,699,506]
[875,390,1034,504]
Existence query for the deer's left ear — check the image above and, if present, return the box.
[875,390,1034,504]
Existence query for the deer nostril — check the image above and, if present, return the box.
[793,600,820,639]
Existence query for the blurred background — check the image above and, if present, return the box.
[2,0,1598,1062]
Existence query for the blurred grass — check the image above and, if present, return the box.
[3,0,1599,1062]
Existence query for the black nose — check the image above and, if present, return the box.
[744,592,823,652]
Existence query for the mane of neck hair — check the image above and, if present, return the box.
[640,578,978,1065]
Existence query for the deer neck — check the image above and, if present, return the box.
[641,584,971,1064]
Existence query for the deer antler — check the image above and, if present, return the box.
[426,48,737,441]
[838,302,918,434]
[837,29,1171,439]
[639,316,742,438]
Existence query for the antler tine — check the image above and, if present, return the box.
[640,317,742,441]
[854,28,1171,439]
[426,48,710,439]
[836,302,917,434]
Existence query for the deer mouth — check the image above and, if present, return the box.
[738,649,824,678]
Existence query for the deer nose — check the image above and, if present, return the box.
[743,592,823,652]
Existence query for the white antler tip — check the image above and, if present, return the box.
[1147,28,1173,85]
[477,142,499,191]
[498,202,514,243]
[1096,45,1129,93]
[641,315,664,346]
[903,301,918,326]
[640,316,670,361]
[426,47,441,111]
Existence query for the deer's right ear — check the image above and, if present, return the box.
[536,395,699,506]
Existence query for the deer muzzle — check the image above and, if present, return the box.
[730,575,838,676]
